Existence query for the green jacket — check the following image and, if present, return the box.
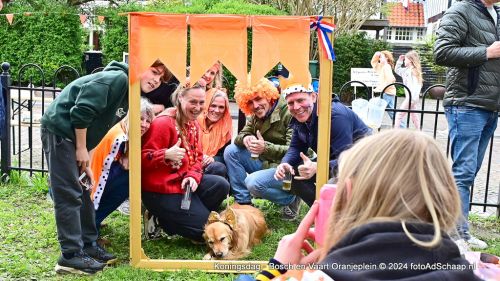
[234,97,292,169]
[40,61,129,150]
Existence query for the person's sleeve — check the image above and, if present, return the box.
[262,114,292,160]
[394,60,405,77]
[281,125,307,167]
[234,118,256,147]
[141,118,171,170]
[329,107,356,172]
[255,258,287,281]
[434,6,487,67]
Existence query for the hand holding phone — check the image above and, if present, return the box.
[79,172,92,190]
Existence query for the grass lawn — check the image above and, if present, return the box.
[1,175,499,280]
[0,177,302,281]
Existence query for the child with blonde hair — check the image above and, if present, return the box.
[371,50,397,120]
[249,130,480,281]
[395,50,423,129]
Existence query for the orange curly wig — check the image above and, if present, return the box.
[234,77,279,116]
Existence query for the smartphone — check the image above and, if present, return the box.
[180,182,192,210]
[79,172,92,190]
[315,184,337,246]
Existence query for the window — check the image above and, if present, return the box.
[395,27,412,41]
[385,28,392,40]
[416,28,425,41]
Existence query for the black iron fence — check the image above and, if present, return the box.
[339,80,500,217]
[0,64,499,216]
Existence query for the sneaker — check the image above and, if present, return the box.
[282,196,302,221]
[117,199,130,215]
[466,236,488,250]
[84,244,117,265]
[143,210,163,240]
[55,251,105,275]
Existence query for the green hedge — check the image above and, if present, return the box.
[0,1,83,85]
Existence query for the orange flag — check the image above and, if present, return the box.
[250,16,311,86]
[98,16,105,24]
[129,13,188,85]
[79,14,87,25]
[189,15,247,85]
[6,14,13,25]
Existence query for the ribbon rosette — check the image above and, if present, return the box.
[310,16,336,61]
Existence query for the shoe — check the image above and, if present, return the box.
[117,199,130,215]
[466,236,488,249]
[143,210,163,240]
[282,196,302,221]
[84,244,117,265]
[55,251,105,275]
[453,239,470,255]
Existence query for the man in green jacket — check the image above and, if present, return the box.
[434,0,500,250]
[41,60,170,275]
[224,77,298,217]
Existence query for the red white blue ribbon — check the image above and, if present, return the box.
[310,16,336,61]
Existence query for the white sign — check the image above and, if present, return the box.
[350,68,379,88]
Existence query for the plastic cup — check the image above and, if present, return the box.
[282,170,292,191]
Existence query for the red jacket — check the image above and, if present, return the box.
[141,115,203,194]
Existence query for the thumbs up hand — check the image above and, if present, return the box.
[249,130,266,155]
[164,138,186,162]
[295,152,317,180]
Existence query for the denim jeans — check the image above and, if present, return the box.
[445,105,498,239]
[382,93,395,120]
[246,168,296,206]
[224,144,263,204]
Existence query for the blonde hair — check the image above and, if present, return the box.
[320,130,460,259]
[405,50,423,84]
[234,77,279,115]
[206,61,223,90]
[381,50,395,69]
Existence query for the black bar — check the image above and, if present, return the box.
[0,62,11,180]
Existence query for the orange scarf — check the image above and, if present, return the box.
[197,88,232,157]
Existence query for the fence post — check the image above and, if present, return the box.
[1,62,11,180]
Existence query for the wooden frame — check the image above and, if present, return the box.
[127,13,333,272]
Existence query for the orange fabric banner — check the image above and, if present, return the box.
[189,15,247,85]
[129,13,187,85]
[6,14,13,25]
[250,16,311,86]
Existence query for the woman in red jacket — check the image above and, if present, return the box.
[141,83,229,242]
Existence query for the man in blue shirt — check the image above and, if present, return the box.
[272,83,371,207]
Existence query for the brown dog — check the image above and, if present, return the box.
[203,204,268,260]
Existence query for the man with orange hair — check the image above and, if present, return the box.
[224,77,300,219]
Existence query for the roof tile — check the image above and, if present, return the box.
[387,2,425,27]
